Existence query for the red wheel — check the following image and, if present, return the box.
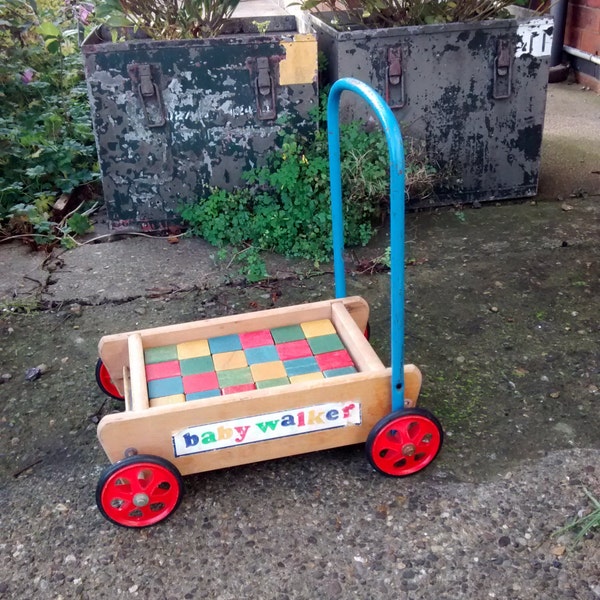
[364,321,371,340]
[366,408,443,477]
[96,455,184,528]
[95,358,124,401]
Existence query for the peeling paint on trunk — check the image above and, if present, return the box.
[82,20,318,230]
[310,10,553,207]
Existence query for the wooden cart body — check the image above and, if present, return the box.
[98,296,422,476]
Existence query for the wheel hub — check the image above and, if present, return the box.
[133,493,150,507]
[402,443,416,457]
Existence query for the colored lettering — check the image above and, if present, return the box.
[256,419,280,433]
[183,432,199,448]
[201,431,216,444]
[342,403,356,419]
[234,425,250,442]
[298,411,305,426]
[326,409,339,421]
[281,414,296,427]
[307,410,325,425]
[217,426,233,441]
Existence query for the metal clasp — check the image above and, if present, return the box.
[135,63,166,128]
[493,40,512,100]
[385,47,405,109]
[253,57,277,120]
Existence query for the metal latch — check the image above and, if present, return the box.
[253,57,277,120]
[493,40,512,100]
[385,47,405,109]
[134,63,166,128]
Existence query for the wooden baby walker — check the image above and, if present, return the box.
[94,78,444,528]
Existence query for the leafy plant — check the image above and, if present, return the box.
[94,0,241,39]
[554,487,600,548]
[299,0,520,28]
[0,0,99,241]
[180,95,444,281]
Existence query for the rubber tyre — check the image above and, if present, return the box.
[96,455,184,528]
[366,408,443,477]
[95,358,124,401]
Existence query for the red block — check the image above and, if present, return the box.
[239,329,274,349]
[276,339,313,361]
[222,383,256,395]
[145,360,181,381]
[183,371,219,394]
[315,350,355,371]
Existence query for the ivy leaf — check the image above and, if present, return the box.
[37,22,61,38]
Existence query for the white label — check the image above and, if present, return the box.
[516,20,553,58]
[172,401,362,457]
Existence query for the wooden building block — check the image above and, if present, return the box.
[276,340,312,361]
[301,319,336,338]
[212,350,248,371]
[315,350,354,371]
[147,376,184,399]
[283,356,319,377]
[183,371,219,394]
[245,345,279,365]
[208,334,242,354]
[180,355,214,376]
[271,324,305,344]
[239,330,274,349]
[256,377,290,389]
[186,389,221,401]
[250,361,287,382]
[149,394,186,408]
[289,372,325,384]
[308,333,345,355]
[222,383,256,395]
[217,367,253,388]
[145,360,181,381]
[145,345,178,364]
[177,339,210,360]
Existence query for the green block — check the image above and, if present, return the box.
[180,355,214,376]
[271,324,305,344]
[256,377,290,389]
[217,367,253,388]
[308,334,345,355]
[144,345,178,364]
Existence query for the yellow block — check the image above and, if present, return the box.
[149,394,186,408]
[279,34,318,86]
[300,319,337,338]
[177,339,210,359]
[250,361,287,382]
[213,350,248,371]
[289,372,324,384]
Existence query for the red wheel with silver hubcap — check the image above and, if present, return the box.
[366,408,443,477]
[96,455,184,528]
[95,358,124,401]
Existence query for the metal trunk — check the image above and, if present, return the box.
[309,9,554,207]
[82,18,318,230]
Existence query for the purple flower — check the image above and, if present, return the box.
[76,3,94,24]
[21,68,35,84]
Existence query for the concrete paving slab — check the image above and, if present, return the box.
[0,243,48,307]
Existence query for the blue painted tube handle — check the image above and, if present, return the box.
[327,78,406,412]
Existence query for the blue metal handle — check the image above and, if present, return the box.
[328,78,406,412]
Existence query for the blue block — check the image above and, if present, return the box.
[208,334,242,354]
[186,389,221,401]
[245,345,279,365]
[283,356,319,377]
[323,366,357,378]
[147,376,184,399]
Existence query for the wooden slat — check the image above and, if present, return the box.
[97,370,392,474]
[331,301,385,372]
[127,334,149,412]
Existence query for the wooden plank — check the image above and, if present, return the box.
[97,370,392,474]
[403,364,422,407]
[331,301,385,372]
[127,333,149,411]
